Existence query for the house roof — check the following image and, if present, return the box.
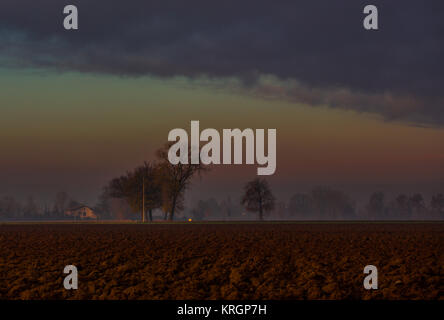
[66,205,95,211]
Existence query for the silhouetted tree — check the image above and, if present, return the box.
[192,200,207,221]
[431,193,444,219]
[0,196,21,219]
[43,202,51,218]
[156,143,208,221]
[23,196,38,218]
[141,163,162,222]
[220,196,233,219]
[107,162,162,222]
[160,179,185,220]
[311,186,355,219]
[241,178,275,220]
[94,188,112,219]
[409,193,425,219]
[53,191,69,218]
[220,196,243,218]
[191,198,222,220]
[367,192,385,220]
[288,193,313,219]
[274,202,287,219]
[394,194,410,219]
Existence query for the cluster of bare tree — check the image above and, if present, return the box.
[189,184,444,221]
[98,143,207,221]
[0,191,81,220]
[191,197,257,221]
[283,189,444,220]
[237,185,356,220]
[188,178,276,221]
[286,187,356,220]
[366,192,444,220]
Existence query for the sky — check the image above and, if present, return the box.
[0,0,443,207]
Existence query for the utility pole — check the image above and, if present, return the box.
[142,174,145,223]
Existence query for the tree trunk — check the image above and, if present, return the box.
[163,211,168,220]
[259,201,263,221]
[169,206,175,221]
[169,197,177,221]
[142,175,145,223]
[149,209,153,222]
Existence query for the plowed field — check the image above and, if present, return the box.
[0,223,442,300]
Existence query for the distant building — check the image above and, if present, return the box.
[65,205,98,220]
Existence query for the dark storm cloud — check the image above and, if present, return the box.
[0,0,443,125]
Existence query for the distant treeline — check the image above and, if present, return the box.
[1,142,443,221]
[187,188,444,220]
[0,191,82,220]
[1,187,442,221]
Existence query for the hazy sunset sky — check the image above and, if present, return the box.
[0,0,443,206]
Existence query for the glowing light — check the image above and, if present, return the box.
[188,218,192,222]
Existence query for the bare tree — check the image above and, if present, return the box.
[159,175,184,220]
[431,193,444,219]
[23,196,39,219]
[107,162,161,222]
[94,188,111,219]
[156,143,208,221]
[140,163,162,222]
[311,186,355,220]
[409,193,426,219]
[367,192,385,220]
[0,196,21,219]
[53,191,69,218]
[394,194,410,219]
[241,178,275,220]
[288,193,313,219]
[220,196,233,219]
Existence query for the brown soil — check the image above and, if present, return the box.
[0,223,442,300]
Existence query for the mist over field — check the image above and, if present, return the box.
[0,1,443,221]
